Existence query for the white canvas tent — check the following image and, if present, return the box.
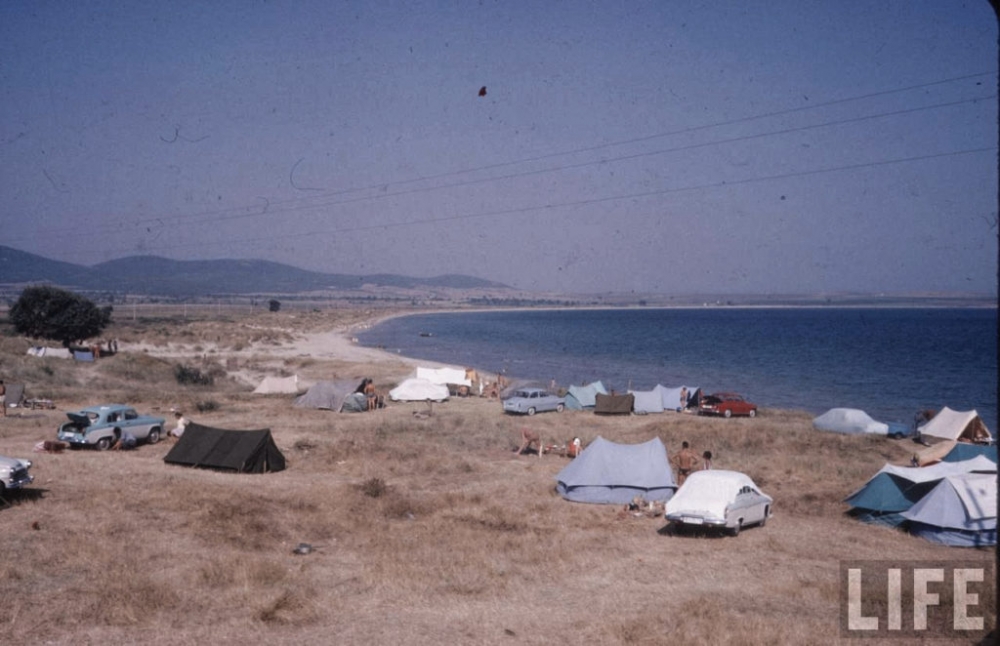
[917,407,992,443]
[658,385,698,411]
[415,366,471,387]
[253,375,301,395]
[813,408,889,435]
[630,388,665,415]
[389,378,449,402]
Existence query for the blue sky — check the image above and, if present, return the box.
[1,1,996,295]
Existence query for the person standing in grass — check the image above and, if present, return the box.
[673,441,700,485]
[0,380,6,418]
[702,450,713,470]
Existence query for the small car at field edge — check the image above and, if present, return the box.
[502,388,565,416]
[0,455,34,495]
[664,469,772,536]
[56,404,166,450]
[698,392,758,418]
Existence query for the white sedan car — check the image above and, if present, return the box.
[665,469,772,536]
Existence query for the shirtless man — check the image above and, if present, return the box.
[673,441,700,485]
[0,380,5,417]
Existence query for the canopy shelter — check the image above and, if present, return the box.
[164,422,286,474]
[555,436,676,504]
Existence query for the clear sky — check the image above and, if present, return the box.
[1,1,997,295]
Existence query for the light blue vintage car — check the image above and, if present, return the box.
[502,388,565,416]
[57,404,165,450]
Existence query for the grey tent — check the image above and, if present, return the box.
[554,436,676,504]
[844,455,996,527]
[564,381,607,410]
[294,380,365,412]
[901,473,997,547]
[163,422,286,473]
[3,383,25,409]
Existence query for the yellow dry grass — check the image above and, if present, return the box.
[0,308,994,645]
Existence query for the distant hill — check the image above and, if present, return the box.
[0,246,509,297]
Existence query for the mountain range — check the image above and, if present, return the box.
[0,246,508,297]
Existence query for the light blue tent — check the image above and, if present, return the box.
[941,443,997,464]
[564,381,607,410]
[901,473,997,547]
[554,436,676,504]
[845,456,996,528]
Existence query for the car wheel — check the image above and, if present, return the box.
[723,409,732,418]
[556,404,564,413]
[748,409,757,418]
[147,427,161,444]
[760,506,769,528]
[729,520,742,537]
[527,407,536,416]
[96,436,112,451]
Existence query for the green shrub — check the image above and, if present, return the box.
[174,364,214,386]
[195,400,219,412]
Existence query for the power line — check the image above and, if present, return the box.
[8,88,993,248]
[145,146,997,254]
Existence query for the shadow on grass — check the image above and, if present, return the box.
[0,487,47,511]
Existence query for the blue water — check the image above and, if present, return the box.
[358,308,998,430]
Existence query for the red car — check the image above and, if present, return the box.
[698,392,758,418]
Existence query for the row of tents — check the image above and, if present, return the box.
[845,442,997,547]
[813,406,993,443]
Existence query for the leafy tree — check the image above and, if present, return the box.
[9,286,112,347]
[268,299,281,312]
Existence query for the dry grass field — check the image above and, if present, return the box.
[0,308,994,645]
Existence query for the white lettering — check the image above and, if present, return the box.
[848,568,878,630]
[953,568,984,631]
[887,568,902,630]
[913,568,945,630]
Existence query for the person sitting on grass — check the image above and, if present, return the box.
[515,427,542,457]
[110,429,137,451]
[169,410,189,438]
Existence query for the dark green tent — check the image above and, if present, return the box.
[164,422,286,473]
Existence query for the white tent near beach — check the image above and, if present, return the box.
[917,407,993,444]
[415,366,471,387]
[253,375,301,395]
[389,378,449,402]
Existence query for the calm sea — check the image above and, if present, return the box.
[358,307,998,430]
